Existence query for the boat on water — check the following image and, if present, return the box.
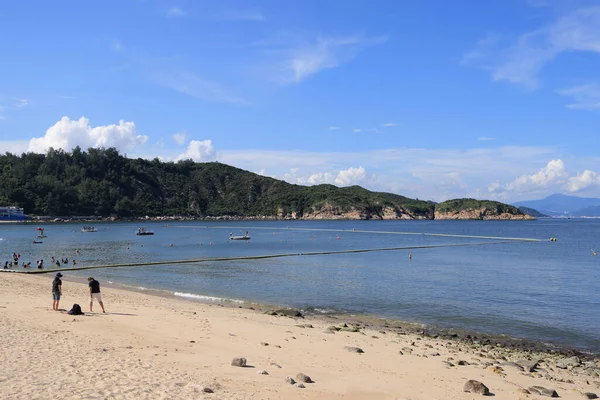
[81,226,98,232]
[136,227,154,236]
[229,231,250,241]
[0,206,26,222]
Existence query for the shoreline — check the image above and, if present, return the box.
[46,272,600,359]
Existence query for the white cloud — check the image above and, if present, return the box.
[172,132,187,145]
[328,126,341,130]
[352,128,361,133]
[167,7,185,17]
[0,140,28,153]
[382,122,396,127]
[505,159,568,191]
[176,140,217,162]
[557,83,600,110]
[335,166,367,186]
[276,34,388,83]
[478,136,494,141]
[567,170,600,191]
[154,71,246,104]
[281,166,369,187]
[28,116,148,153]
[464,6,600,88]
[488,159,600,198]
[15,98,29,108]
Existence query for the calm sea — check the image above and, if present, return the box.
[1,219,599,353]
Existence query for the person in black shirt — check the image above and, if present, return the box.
[88,277,106,313]
[52,273,63,311]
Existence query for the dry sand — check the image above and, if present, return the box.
[0,272,598,400]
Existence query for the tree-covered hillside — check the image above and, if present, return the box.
[0,148,435,218]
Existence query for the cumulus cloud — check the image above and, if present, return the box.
[28,116,148,153]
[281,166,369,187]
[335,166,367,186]
[567,170,600,192]
[487,159,600,199]
[505,159,568,191]
[172,132,187,145]
[176,140,217,162]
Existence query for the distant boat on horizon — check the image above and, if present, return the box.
[229,231,250,240]
[136,227,154,236]
[81,226,98,232]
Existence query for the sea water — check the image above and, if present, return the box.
[1,219,599,353]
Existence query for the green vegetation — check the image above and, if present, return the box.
[435,198,523,214]
[517,206,549,218]
[0,148,436,218]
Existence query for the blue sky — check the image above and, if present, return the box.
[1,0,600,202]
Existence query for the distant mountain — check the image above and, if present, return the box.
[513,194,600,217]
[517,206,549,218]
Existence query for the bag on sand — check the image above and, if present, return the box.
[68,303,84,315]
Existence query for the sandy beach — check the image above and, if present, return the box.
[0,272,598,400]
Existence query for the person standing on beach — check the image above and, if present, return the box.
[52,273,63,311]
[88,277,106,313]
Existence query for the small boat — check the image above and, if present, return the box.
[136,227,154,236]
[81,226,98,232]
[229,232,250,241]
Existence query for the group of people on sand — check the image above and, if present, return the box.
[52,273,106,314]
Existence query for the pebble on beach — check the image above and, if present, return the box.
[296,373,313,383]
[344,346,364,354]
[528,386,559,397]
[284,376,296,385]
[231,357,247,367]
[463,380,490,395]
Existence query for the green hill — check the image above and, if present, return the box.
[435,198,532,220]
[0,148,531,220]
[0,148,435,219]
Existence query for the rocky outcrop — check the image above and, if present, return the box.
[294,202,433,220]
[435,207,535,220]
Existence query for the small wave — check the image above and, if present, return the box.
[174,292,244,304]
[311,308,337,314]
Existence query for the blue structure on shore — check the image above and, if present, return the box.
[0,206,26,221]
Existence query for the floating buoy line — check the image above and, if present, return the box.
[170,225,546,243]
[7,240,517,274]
